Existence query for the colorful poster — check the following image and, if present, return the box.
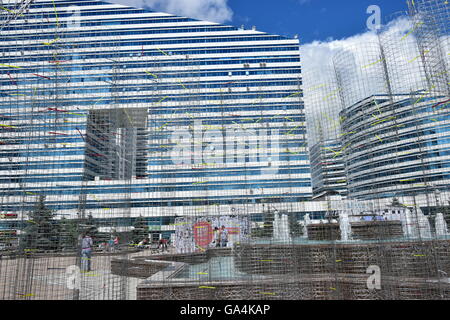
[174,216,250,253]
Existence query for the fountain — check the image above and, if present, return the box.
[339,212,351,241]
[435,213,449,237]
[303,214,311,238]
[281,215,291,242]
[273,213,280,241]
[402,209,419,238]
[401,208,432,239]
[273,213,291,243]
[417,209,432,239]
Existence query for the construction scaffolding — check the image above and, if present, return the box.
[408,0,450,97]
[303,63,347,198]
[298,0,450,300]
[0,0,449,302]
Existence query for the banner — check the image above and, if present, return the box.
[174,216,250,253]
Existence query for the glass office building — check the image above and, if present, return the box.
[309,139,347,199]
[0,0,312,235]
[341,94,450,200]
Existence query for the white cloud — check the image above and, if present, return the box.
[301,30,380,146]
[113,0,233,23]
[300,17,433,146]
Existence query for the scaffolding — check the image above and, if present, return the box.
[303,63,347,198]
[0,0,449,302]
[408,0,450,97]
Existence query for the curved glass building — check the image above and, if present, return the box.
[340,94,450,200]
[334,6,450,203]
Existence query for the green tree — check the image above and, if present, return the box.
[74,213,99,245]
[20,196,59,251]
[58,217,79,250]
[443,204,450,226]
[85,214,97,233]
[390,197,403,207]
[288,213,303,237]
[132,216,148,243]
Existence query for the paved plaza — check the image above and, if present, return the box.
[0,250,168,300]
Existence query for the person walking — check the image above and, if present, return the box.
[137,238,148,249]
[158,238,168,252]
[220,226,228,248]
[81,232,93,272]
[113,236,119,251]
[213,227,220,247]
[107,238,114,252]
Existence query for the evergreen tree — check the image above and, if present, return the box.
[83,214,98,240]
[443,204,450,226]
[288,213,303,237]
[132,216,148,243]
[391,197,403,207]
[86,214,97,231]
[20,196,59,251]
[58,217,79,250]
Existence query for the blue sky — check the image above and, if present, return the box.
[228,0,408,43]
[118,0,409,44]
[114,0,421,147]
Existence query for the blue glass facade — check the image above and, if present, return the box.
[341,94,450,199]
[0,0,312,228]
[310,139,347,199]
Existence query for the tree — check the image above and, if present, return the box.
[85,214,98,235]
[427,203,450,229]
[288,213,303,237]
[20,196,59,251]
[390,197,403,207]
[132,216,148,243]
[58,217,79,250]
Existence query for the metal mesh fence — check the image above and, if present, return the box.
[0,0,449,301]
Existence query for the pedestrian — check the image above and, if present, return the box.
[213,227,220,247]
[220,226,228,247]
[158,238,168,252]
[108,238,114,252]
[81,232,93,272]
[137,238,148,249]
[113,236,119,250]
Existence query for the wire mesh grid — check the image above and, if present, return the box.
[0,0,449,301]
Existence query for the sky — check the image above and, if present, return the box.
[229,0,409,44]
[112,0,437,146]
[115,0,409,44]
[113,0,414,93]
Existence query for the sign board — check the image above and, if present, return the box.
[174,216,250,253]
